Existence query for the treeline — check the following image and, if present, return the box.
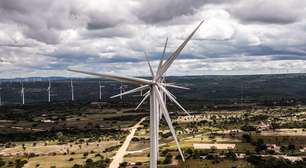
[0,128,128,143]
[247,155,306,168]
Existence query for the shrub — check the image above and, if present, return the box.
[15,159,28,168]
[119,162,128,168]
[163,153,172,164]
[83,152,89,158]
[135,162,142,165]
[0,159,6,167]
[72,164,82,168]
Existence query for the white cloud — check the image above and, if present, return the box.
[0,0,305,78]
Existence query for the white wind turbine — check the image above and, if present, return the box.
[99,80,104,101]
[68,21,203,168]
[21,81,25,105]
[119,82,124,100]
[70,79,74,101]
[47,79,51,103]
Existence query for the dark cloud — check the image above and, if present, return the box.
[0,0,83,44]
[135,0,202,23]
[49,50,143,70]
[134,0,232,23]
[0,43,35,48]
[82,25,135,38]
[86,11,123,30]
[270,55,306,61]
[25,29,60,44]
[239,45,306,57]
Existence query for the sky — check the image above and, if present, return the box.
[0,0,306,78]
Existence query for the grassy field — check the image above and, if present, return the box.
[177,159,253,168]
[24,153,86,168]
[0,139,119,167]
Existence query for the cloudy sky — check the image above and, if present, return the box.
[0,0,306,78]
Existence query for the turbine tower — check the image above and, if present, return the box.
[99,80,104,101]
[70,79,74,101]
[21,81,25,105]
[68,21,203,168]
[47,79,51,103]
[118,82,128,101]
[119,82,124,100]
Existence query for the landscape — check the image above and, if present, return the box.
[1,74,306,167]
[1,0,306,168]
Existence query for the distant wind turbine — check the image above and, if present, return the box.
[68,21,203,168]
[119,82,124,100]
[119,82,128,100]
[70,79,74,101]
[99,80,104,101]
[47,79,51,103]
[21,81,25,105]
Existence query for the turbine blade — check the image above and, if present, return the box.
[156,21,204,80]
[143,90,150,97]
[111,85,149,98]
[158,85,190,116]
[135,92,150,110]
[144,52,155,78]
[67,69,152,85]
[157,38,168,73]
[162,83,190,90]
[153,85,185,161]
[165,89,177,99]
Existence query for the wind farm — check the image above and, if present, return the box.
[1,1,306,168]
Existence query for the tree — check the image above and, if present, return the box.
[226,151,237,160]
[0,158,6,167]
[288,144,295,151]
[163,153,172,164]
[15,159,28,168]
[242,134,252,143]
[255,138,266,153]
[119,162,128,168]
[22,144,26,151]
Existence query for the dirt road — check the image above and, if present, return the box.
[109,117,146,168]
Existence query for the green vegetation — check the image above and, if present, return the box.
[2,95,306,167]
[247,155,306,168]
[72,157,110,168]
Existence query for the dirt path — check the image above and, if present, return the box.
[109,117,146,168]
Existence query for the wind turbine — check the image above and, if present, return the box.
[119,82,128,100]
[70,79,74,101]
[21,81,25,105]
[47,79,51,102]
[68,21,203,168]
[99,80,104,101]
[119,82,124,100]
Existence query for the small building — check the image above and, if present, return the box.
[299,146,306,152]
[193,143,236,150]
[236,153,246,159]
[266,144,280,153]
[40,119,55,123]
[257,122,271,131]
